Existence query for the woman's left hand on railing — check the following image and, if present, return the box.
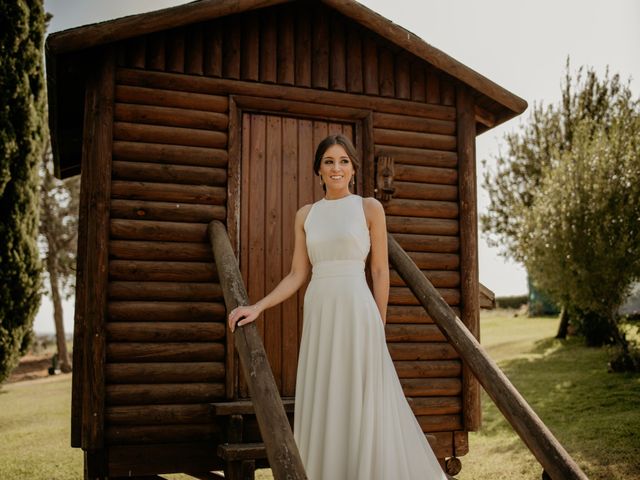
[228,304,262,332]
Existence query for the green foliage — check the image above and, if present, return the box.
[482,58,640,350]
[481,58,629,263]
[0,0,47,383]
[520,97,640,343]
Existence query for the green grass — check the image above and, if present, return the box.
[0,376,82,479]
[459,311,640,480]
[1,311,638,479]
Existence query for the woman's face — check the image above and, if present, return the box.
[318,144,355,191]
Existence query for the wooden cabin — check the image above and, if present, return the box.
[46,0,526,478]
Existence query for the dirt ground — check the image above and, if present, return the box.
[6,354,57,383]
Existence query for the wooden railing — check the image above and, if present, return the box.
[208,220,308,480]
[387,233,589,480]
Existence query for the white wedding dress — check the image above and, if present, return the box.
[293,193,448,480]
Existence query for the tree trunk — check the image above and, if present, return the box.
[555,306,569,339]
[47,252,72,373]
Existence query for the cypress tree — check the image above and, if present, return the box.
[0,0,46,383]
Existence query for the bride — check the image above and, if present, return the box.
[228,134,448,479]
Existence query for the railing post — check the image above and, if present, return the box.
[387,233,589,480]
[208,220,308,480]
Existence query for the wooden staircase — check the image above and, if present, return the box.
[203,220,589,480]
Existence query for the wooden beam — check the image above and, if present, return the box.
[387,234,589,480]
[80,46,114,452]
[456,84,481,432]
[208,220,307,480]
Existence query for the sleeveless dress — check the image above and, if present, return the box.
[294,193,448,480]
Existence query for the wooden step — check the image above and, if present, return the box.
[211,397,295,416]
[217,442,267,461]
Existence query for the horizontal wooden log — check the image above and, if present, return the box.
[116,85,228,112]
[210,398,295,416]
[375,145,457,168]
[115,103,228,130]
[110,260,216,282]
[395,360,461,378]
[110,219,209,242]
[388,342,458,361]
[394,164,458,185]
[113,141,227,168]
[373,112,455,135]
[390,269,460,288]
[105,424,222,445]
[108,281,223,301]
[232,95,369,121]
[108,301,225,322]
[408,396,462,415]
[387,306,461,324]
[416,414,463,433]
[106,362,225,383]
[107,404,215,425]
[374,128,456,151]
[112,161,227,186]
[390,286,460,306]
[110,240,213,261]
[393,181,458,201]
[111,180,226,205]
[107,442,223,477]
[400,377,462,396]
[384,199,458,219]
[386,216,458,236]
[111,199,225,223]
[117,68,456,120]
[106,322,225,342]
[114,122,227,149]
[387,305,433,324]
[107,342,225,363]
[106,383,226,406]
[385,324,446,342]
[394,233,459,253]
[406,251,459,270]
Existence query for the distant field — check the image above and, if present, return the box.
[1,310,638,479]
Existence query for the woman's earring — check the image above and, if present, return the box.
[349,175,355,187]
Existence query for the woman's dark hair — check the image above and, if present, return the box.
[313,134,360,192]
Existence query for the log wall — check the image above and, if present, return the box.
[92,1,475,462]
[104,78,229,449]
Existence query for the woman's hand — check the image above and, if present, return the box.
[228,304,262,332]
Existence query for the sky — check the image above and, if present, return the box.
[35,0,640,334]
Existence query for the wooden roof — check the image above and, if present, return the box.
[46,0,526,118]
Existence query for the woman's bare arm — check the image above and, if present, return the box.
[228,204,312,332]
[365,197,390,324]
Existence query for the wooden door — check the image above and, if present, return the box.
[239,112,357,397]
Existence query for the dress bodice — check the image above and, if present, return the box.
[303,194,370,266]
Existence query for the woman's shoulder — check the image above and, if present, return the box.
[361,196,384,213]
[296,202,314,226]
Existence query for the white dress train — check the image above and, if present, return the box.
[293,194,448,480]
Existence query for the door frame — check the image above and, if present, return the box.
[225,94,374,399]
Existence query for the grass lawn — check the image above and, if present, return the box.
[1,311,638,479]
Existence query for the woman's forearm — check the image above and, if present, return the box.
[254,271,309,313]
[371,269,389,324]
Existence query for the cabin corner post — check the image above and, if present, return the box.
[80,45,115,470]
[456,83,481,431]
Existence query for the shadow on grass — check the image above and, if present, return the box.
[476,335,640,473]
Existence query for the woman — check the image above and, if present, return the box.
[228,134,448,480]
